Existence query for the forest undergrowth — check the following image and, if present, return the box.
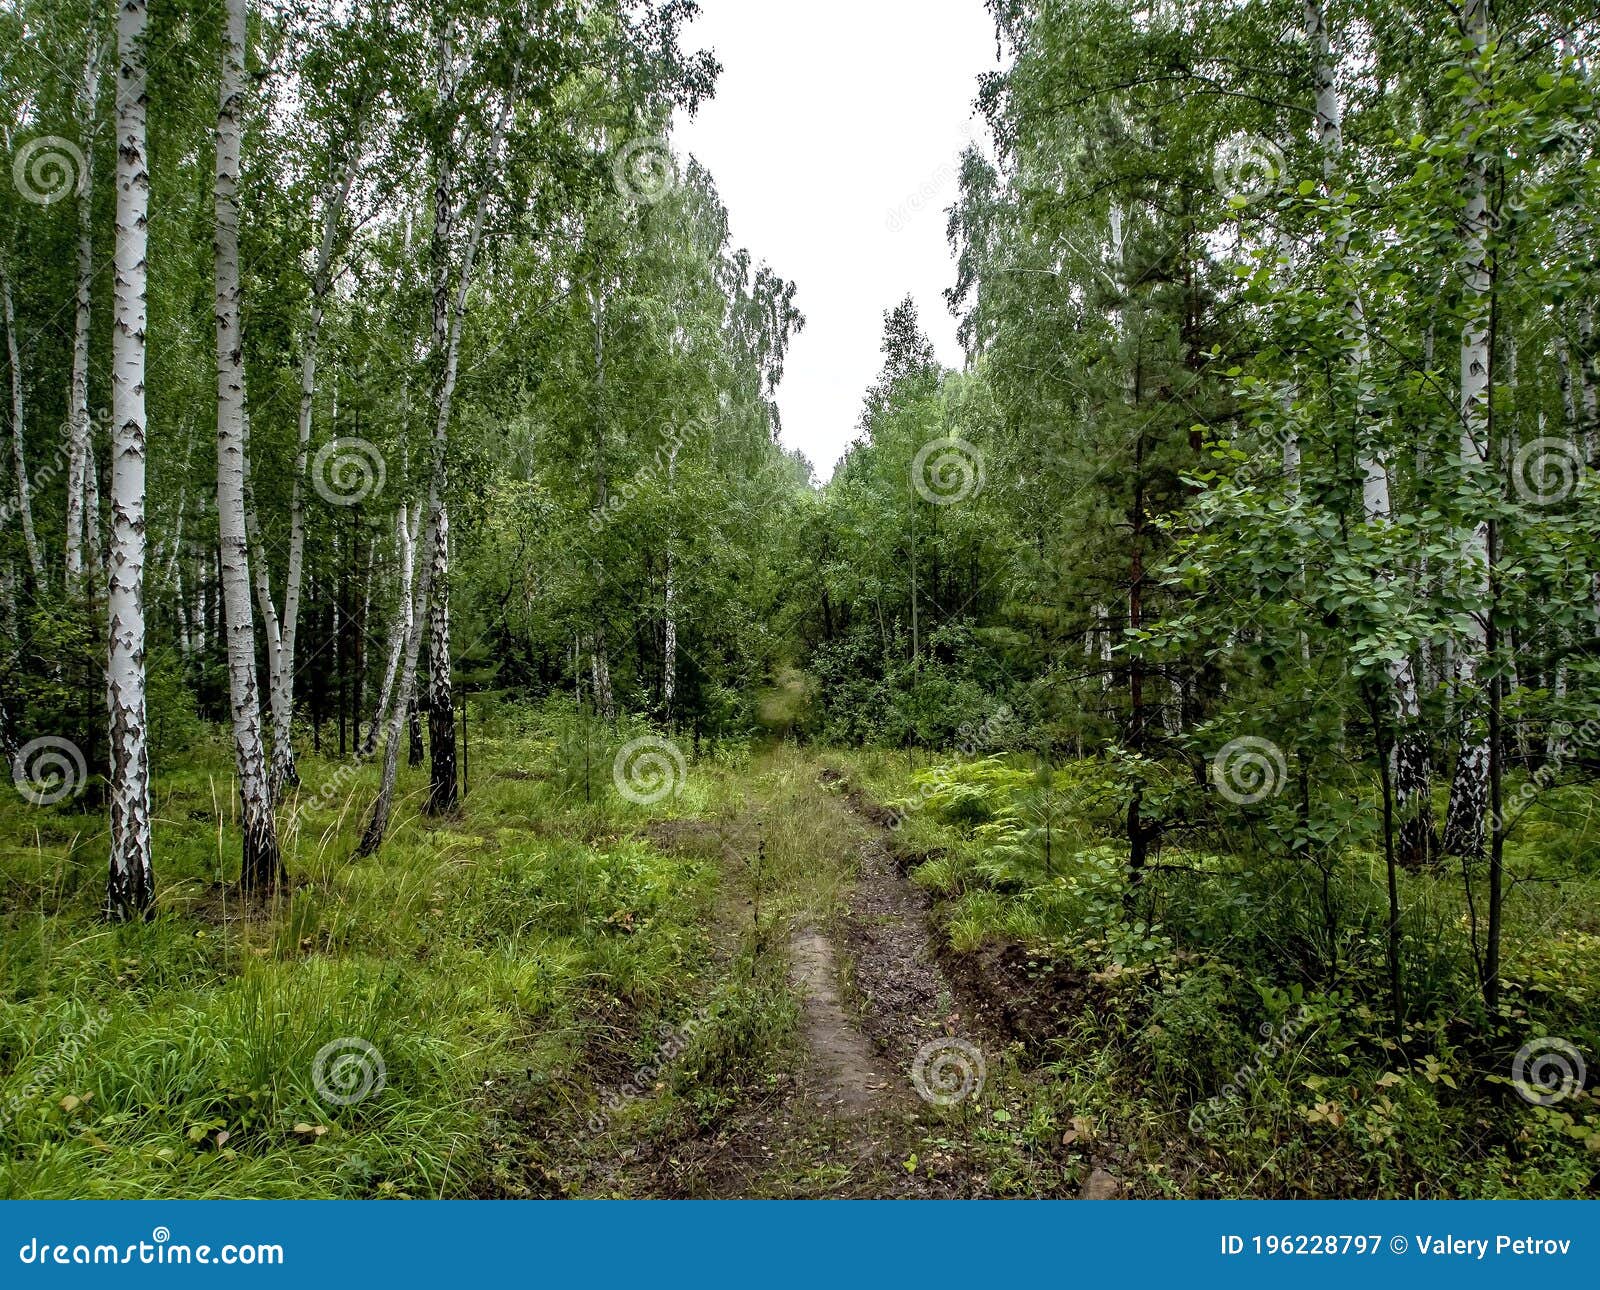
[3,704,1594,1198]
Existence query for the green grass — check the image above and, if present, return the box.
[827,745,1600,1198]
[0,713,733,1199]
[6,720,1596,1198]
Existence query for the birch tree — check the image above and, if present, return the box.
[252,152,360,797]
[105,0,153,920]
[66,21,103,590]
[214,0,283,894]
[1441,0,1494,860]
[361,18,505,851]
[1,258,42,586]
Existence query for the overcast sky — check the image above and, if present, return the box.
[673,0,1000,482]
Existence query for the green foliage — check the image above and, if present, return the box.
[0,720,721,1198]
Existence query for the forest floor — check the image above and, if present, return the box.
[1,712,1595,1198]
[560,748,1110,1199]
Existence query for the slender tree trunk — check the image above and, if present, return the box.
[661,441,680,721]
[1111,202,1151,874]
[589,280,616,723]
[1442,0,1494,861]
[244,480,288,804]
[84,442,102,576]
[214,0,282,895]
[408,687,425,766]
[360,40,509,853]
[363,497,417,756]
[1,264,43,586]
[418,159,464,817]
[1483,514,1504,1011]
[425,501,457,813]
[66,32,102,590]
[0,560,15,762]
[105,0,154,920]
[1576,304,1600,628]
[65,48,98,585]
[1579,304,1599,472]
[1372,687,1406,1036]
[163,424,195,662]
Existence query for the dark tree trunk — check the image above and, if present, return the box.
[408,687,425,766]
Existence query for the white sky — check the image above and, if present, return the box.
[673,0,1000,482]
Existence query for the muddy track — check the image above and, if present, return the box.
[787,928,889,1117]
[602,762,1121,1197]
[831,793,997,1077]
[821,768,1123,1200]
[821,768,1008,1068]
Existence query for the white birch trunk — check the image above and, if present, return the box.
[1579,304,1598,470]
[1442,0,1493,860]
[662,440,680,719]
[361,42,509,852]
[1576,305,1600,630]
[264,156,360,790]
[105,0,154,919]
[66,33,103,589]
[0,559,15,759]
[589,279,616,723]
[84,441,103,574]
[1,264,43,584]
[425,499,456,812]
[214,0,282,893]
[363,497,418,756]
[244,479,289,805]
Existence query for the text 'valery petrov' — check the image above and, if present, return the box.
[1414,1236,1571,1259]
